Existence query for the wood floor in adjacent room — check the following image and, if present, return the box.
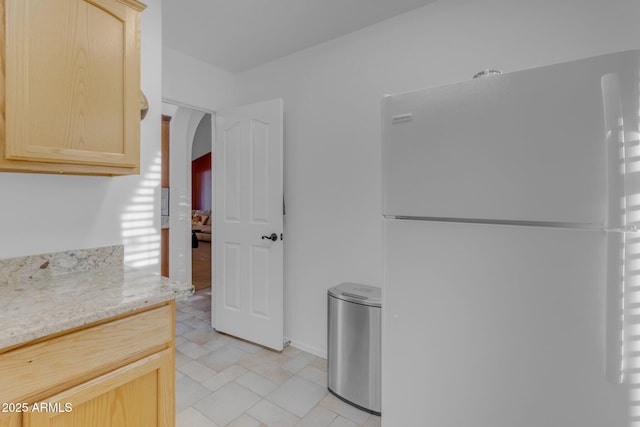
[192,240,211,291]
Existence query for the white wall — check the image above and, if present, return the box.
[163,47,236,112]
[235,0,640,355]
[0,0,163,271]
[191,114,212,161]
[161,102,178,117]
[168,108,206,285]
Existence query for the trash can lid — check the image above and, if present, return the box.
[328,283,382,307]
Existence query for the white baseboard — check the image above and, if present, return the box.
[285,336,327,359]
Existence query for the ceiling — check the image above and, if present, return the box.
[162,0,437,73]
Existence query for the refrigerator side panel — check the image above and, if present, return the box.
[382,49,640,225]
[382,219,629,427]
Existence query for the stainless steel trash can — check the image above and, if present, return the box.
[327,283,381,415]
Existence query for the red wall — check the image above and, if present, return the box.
[192,153,211,210]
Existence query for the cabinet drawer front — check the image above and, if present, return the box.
[0,305,172,403]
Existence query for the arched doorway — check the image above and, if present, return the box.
[163,104,213,288]
[190,113,212,290]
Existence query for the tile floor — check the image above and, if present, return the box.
[175,289,381,427]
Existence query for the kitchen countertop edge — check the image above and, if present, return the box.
[0,265,194,350]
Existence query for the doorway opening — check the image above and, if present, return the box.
[160,114,171,278]
[161,102,214,296]
[191,113,213,291]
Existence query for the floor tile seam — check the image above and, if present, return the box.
[233,370,267,388]
[241,361,285,380]
[246,395,302,425]
[187,387,219,414]
[261,381,320,420]
[178,339,210,350]
[232,371,279,396]
[317,397,356,421]
[228,412,263,427]
[294,405,341,426]
[178,365,220,383]
[178,406,219,427]
[316,398,371,426]
[176,338,213,354]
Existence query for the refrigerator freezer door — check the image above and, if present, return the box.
[382,50,640,225]
[382,219,629,427]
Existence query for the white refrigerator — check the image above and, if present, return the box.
[382,50,640,426]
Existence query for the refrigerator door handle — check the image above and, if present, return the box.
[605,231,625,384]
[602,73,629,384]
[601,73,626,230]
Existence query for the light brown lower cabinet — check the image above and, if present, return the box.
[0,303,176,427]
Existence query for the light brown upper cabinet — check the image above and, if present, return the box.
[0,0,146,176]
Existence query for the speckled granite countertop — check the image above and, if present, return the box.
[0,246,194,350]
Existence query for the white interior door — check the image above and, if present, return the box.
[213,99,284,351]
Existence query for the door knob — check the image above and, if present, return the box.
[261,233,278,242]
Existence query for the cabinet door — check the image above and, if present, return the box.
[24,349,174,427]
[0,413,20,427]
[5,0,143,168]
